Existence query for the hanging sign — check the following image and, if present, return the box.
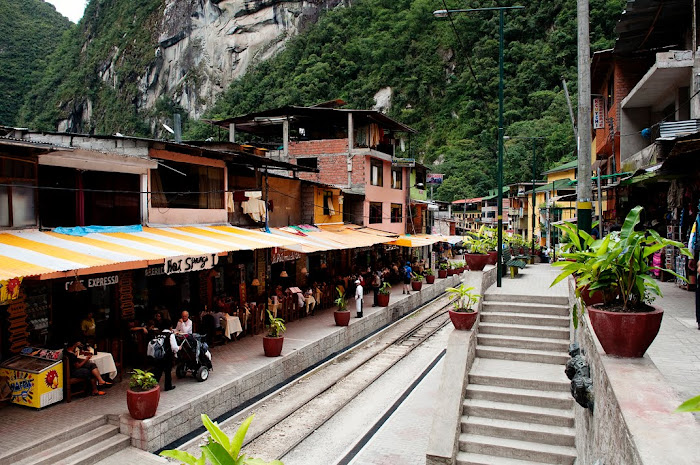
[593,98,605,129]
[165,254,219,274]
[427,173,444,184]
[64,274,119,291]
[0,278,23,304]
[271,248,302,264]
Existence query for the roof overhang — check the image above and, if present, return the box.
[621,51,693,110]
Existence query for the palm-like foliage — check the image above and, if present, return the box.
[334,286,348,311]
[446,284,480,313]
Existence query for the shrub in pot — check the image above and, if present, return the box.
[438,262,448,279]
[425,268,436,284]
[263,310,286,357]
[127,369,160,420]
[377,282,391,307]
[552,206,691,357]
[333,287,351,326]
[464,227,491,271]
[411,273,424,291]
[446,284,480,330]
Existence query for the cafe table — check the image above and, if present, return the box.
[222,315,243,339]
[78,351,118,380]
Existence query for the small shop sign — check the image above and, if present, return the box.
[145,265,165,277]
[165,253,219,274]
[271,248,302,264]
[0,277,23,304]
[64,274,119,291]
[427,173,444,184]
[593,97,605,129]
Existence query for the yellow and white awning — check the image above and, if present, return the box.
[0,225,302,281]
[388,234,446,248]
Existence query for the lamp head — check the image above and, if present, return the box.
[433,9,448,18]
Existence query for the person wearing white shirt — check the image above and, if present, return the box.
[152,328,180,391]
[175,311,193,335]
[355,279,363,318]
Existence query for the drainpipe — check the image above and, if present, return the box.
[347,113,354,188]
[282,119,289,162]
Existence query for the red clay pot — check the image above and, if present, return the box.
[449,309,479,330]
[411,281,423,291]
[465,254,489,271]
[580,285,604,306]
[426,275,436,284]
[438,269,448,279]
[334,310,351,326]
[126,385,160,420]
[377,293,390,307]
[487,251,498,265]
[587,305,663,357]
[263,336,284,357]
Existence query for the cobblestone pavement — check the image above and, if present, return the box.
[647,281,700,405]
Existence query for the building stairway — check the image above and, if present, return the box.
[457,292,576,465]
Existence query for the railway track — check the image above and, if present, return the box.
[176,292,453,461]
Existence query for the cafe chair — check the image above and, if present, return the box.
[201,314,225,346]
[110,339,123,382]
[63,353,89,403]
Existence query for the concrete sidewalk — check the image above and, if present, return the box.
[0,275,459,462]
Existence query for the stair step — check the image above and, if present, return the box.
[480,312,570,328]
[462,416,575,447]
[484,294,568,306]
[463,399,574,427]
[479,323,569,340]
[55,434,131,465]
[477,334,570,352]
[459,433,576,464]
[457,451,554,465]
[14,424,119,465]
[466,384,572,410]
[476,346,569,365]
[482,301,570,316]
[469,359,570,392]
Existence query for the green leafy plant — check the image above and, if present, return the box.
[129,368,158,392]
[446,284,480,313]
[465,226,495,254]
[334,286,348,311]
[439,262,449,270]
[378,282,392,295]
[266,310,286,338]
[160,414,283,465]
[411,273,424,282]
[676,395,700,413]
[424,268,434,276]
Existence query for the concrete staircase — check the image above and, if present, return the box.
[457,292,576,465]
[11,416,131,465]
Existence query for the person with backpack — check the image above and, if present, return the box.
[150,327,180,391]
[402,261,413,294]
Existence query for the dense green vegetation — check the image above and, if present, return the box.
[0,0,71,126]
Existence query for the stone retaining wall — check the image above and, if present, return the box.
[121,275,461,452]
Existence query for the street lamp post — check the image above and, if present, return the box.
[434,5,523,287]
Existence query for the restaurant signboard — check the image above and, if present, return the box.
[165,254,219,275]
[271,248,302,264]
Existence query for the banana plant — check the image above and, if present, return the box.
[160,414,283,465]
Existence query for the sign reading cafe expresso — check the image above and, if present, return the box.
[165,254,219,275]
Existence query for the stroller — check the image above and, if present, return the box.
[175,333,212,382]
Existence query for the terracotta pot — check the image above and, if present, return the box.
[587,305,663,357]
[465,253,489,271]
[426,275,436,284]
[449,309,479,330]
[377,293,390,307]
[487,251,498,265]
[411,281,423,291]
[438,269,448,279]
[334,310,351,326]
[580,285,604,306]
[263,336,284,357]
[447,269,454,276]
[126,385,160,420]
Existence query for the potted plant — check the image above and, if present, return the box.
[438,262,449,279]
[425,268,436,284]
[446,284,480,330]
[411,273,424,291]
[552,206,691,357]
[377,282,392,307]
[464,227,491,271]
[263,310,286,357]
[333,286,351,326]
[127,369,160,420]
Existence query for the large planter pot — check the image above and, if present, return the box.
[377,293,390,307]
[449,309,479,330]
[263,336,284,357]
[127,386,160,420]
[334,310,351,326]
[580,285,604,306]
[411,281,423,291]
[465,253,489,271]
[438,269,448,279]
[587,305,663,357]
[487,251,498,265]
[426,275,436,284]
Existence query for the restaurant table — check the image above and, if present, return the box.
[267,299,281,319]
[79,351,118,380]
[222,315,243,339]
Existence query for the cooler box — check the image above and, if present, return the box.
[0,347,64,408]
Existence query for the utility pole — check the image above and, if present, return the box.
[576,0,593,234]
[531,139,537,262]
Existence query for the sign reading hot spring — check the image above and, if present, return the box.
[165,254,219,274]
[427,173,444,185]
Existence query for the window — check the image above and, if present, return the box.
[297,157,318,170]
[415,168,426,188]
[370,159,383,187]
[391,167,402,189]
[0,156,37,228]
[391,203,402,223]
[369,202,382,224]
[151,160,224,209]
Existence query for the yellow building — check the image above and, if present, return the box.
[526,160,577,247]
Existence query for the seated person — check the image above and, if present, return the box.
[149,312,170,332]
[211,308,226,328]
[80,312,96,342]
[175,311,193,335]
[66,340,111,396]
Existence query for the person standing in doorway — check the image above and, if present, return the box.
[152,327,179,391]
[355,279,363,318]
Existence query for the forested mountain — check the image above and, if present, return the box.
[0,0,72,126]
[18,0,625,200]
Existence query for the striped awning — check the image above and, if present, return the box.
[269,224,397,253]
[388,234,446,248]
[0,225,303,281]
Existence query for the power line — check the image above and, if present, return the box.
[619,86,700,137]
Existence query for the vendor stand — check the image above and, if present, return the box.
[0,347,63,408]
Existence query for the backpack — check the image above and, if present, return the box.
[403,265,411,277]
[147,334,167,359]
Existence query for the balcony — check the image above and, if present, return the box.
[622,50,693,110]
